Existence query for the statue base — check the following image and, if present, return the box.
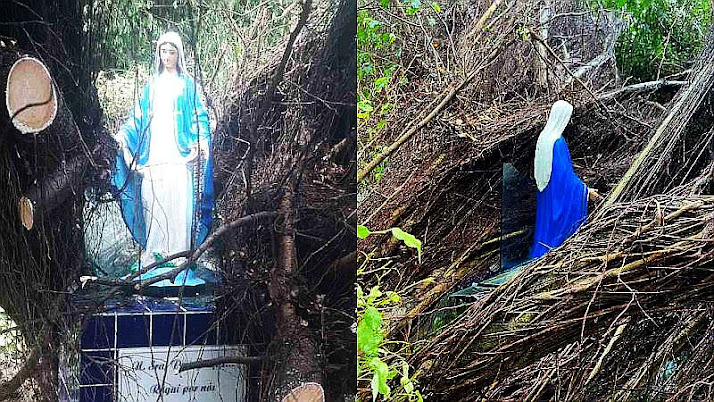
[65,296,248,402]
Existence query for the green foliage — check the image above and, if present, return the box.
[358,0,442,185]
[357,224,372,239]
[91,0,295,99]
[389,228,422,263]
[358,306,383,356]
[357,227,423,401]
[356,225,422,262]
[357,8,398,119]
[593,0,711,81]
[357,283,422,401]
[0,308,20,354]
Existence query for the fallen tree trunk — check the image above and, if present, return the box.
[3,55,90,230]
[0,3,102,402]
[0,51,92,402]
[267,180,325,401]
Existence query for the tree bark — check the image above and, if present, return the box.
[267,181,325,401]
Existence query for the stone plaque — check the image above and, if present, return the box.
[116,345,246,401]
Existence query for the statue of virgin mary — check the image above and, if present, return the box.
[112,31,214,287]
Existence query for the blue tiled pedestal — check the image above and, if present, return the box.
[77,297,246,402]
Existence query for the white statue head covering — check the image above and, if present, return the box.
[534,100,574,192]
[153,31,188,76]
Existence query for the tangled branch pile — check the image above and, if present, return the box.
[358,0,696,334]
[0,0,356,400]
[413,191,714,400]
[214,0,356,399]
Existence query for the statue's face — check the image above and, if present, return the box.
[160,43,178,73]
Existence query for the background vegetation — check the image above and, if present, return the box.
[90,0,303,119]
[594,0,711,81]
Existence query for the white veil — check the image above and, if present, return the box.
[153,31,188,76]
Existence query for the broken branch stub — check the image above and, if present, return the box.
[18,156,88,230]
[5,56,58,134]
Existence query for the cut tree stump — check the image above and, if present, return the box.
[3,55,82,151]
[281,382,325,402]
[5,56,58,134]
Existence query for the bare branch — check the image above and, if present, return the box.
[84,211,276,289]
[178,355,264,373]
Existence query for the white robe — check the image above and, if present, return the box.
[139,72,193,266]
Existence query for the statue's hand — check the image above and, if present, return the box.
[588,187,604,203]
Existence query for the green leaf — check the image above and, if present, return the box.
[380,0,390,7]
[370,373,379,401]
[357,225,371,239]
[401,375,414,394]
[374,76,390,92]
[367,286,383,304]
[356,29,367,42]
[358,100,374,112]
[380,103,394,114]
[391,228,423,263]
[427,17,436,26]
[387,291,401,303]
[387,366,398,380]
[431,1,441,12]
[399,362,415,394]
[370,357,391,398]
[357,307,382,357]
[376,119,387,130]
